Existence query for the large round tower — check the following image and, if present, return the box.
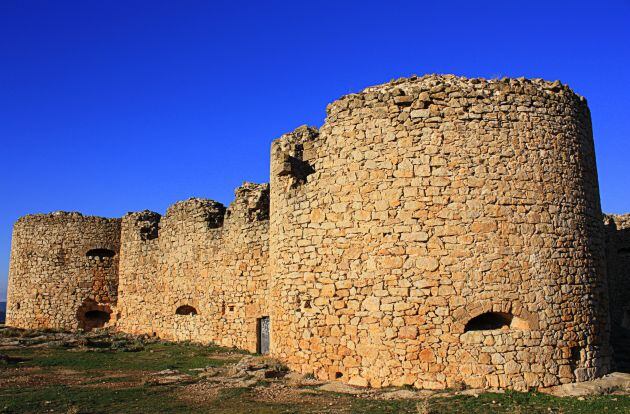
[269,75,611,390]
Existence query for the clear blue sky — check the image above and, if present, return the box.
[1,1,629,300]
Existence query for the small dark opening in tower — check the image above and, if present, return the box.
[335,372,343,379]
[15,302,20,310]
[228,305,234,312]
[81,310,110,330]
[86,248,115,259]
[77,300,112,331]
[85,310,110,323]
[176,305,197,316]
[569,346,582,372]
[464,312,513,332]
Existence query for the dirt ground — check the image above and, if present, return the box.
[1,326,629,414]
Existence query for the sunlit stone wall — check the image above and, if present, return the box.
[269,75,611,390]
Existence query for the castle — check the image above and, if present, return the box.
[5,75,629,391]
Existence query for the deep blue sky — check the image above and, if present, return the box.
[1,1,629,300]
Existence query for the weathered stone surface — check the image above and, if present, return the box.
[544,372,630,397]
[6,212,120,331]
[114,183,270,352]
[268,75,613,391]
[5,74,625,392]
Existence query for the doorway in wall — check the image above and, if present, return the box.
[257,316,270,355]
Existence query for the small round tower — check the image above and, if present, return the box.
[6,212,121,331]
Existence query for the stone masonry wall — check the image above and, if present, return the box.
[269,75,611,391]
[115,183,269,352]
[6,212,121,330]
[5,74,622,392]
[604,214,630,371]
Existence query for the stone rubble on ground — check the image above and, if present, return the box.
[543,372,630,397]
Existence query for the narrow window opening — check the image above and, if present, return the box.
[464,312,513,332]
[176,305,197,316]
[15,302,21,310]
[303,300,312,309]
[228,305,234,312]
[335,372,343,379]
[86,248,115,260]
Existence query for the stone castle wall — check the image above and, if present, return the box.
[5,75,625,391]
[115,183,269,352]
[6,212,121,330]
[604,214,630,370]
[269,75,611,390]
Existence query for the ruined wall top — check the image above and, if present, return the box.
[120,182,269,228]
[163,198,226,228]
[325,74,587,120]
[15,211,121,226]
[605,214,630,230]
[227,182,270,222]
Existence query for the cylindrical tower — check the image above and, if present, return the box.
[269,75,611,390]
[6,212,121,331]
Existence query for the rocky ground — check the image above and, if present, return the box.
[0,326,629,413]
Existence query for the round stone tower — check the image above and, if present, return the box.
[6,212,121,331]
[269,75,611,390]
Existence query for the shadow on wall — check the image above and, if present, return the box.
[608,223,630,373]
